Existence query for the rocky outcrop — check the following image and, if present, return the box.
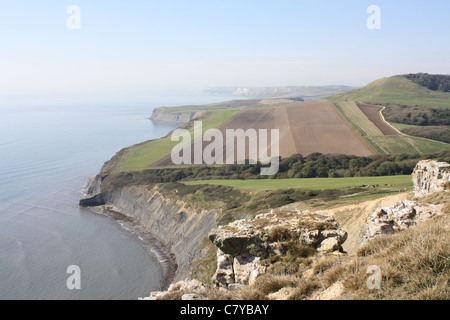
[150,108,204,124]
[315,281,345,300]
[412,160,450,198]
[361,200,443,244]
[79,193,105,207]
[83,175,103,195]
[140,279,208,300]
[145,209,347,299]
[208,210,347,288]
[362,160,449,245]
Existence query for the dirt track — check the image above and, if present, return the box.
[356,102,399,136]
[152,100,373,167]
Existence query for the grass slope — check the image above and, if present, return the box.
[365,135,450,154]
[184,175,412,191]
[156,98,296,113]
[329,75,450,109]
[114,109,241,172]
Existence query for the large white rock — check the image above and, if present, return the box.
[141,279,207,300]
[209,209,347,287]
[362,200,444,245]
[412,160,450,198]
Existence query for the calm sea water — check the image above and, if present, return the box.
[0,93,236,300]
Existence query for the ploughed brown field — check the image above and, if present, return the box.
[278,100,373,157]
[152,100,373,167]
[356,102,399,136]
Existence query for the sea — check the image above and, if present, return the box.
[0,92,236,300]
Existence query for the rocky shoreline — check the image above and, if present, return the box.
[92,204,177,291]
[80,175,178,290]
[81,177,178,291]
[80,180,219,292]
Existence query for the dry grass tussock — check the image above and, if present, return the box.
[344,211,449,300]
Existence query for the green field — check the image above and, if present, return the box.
[155,104,254,113]
[389,122,417,131]
[329,76,450,109]
[333,101,383,154]
[113,109,241,172]
[184,175,413,191]
[156,98,295,113]
[366,135,450,154]
[405,136,450,153]
[334,101,383,137]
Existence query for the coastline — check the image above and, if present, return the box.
[77,113,213,295]
[81,179,178,292]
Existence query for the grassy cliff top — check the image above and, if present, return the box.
[329,75,450,109]
[156,98,297,113]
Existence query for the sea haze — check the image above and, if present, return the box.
[0,92,236,299]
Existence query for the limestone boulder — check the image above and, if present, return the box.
[412,160,450,198]
[362,200,444,244]
[141,279,208,300]
[209,209,347,287]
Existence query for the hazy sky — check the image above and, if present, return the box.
[0,0,449,105]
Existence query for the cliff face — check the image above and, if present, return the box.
[150,108,204,124]
[85,175,103,195]
[80,181,218,283]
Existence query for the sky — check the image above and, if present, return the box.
[0,0,449,105]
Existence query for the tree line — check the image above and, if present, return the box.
[383,105,450,126]
[404,73,450,92]
[382,105,450,143]
[107,151,450,189]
